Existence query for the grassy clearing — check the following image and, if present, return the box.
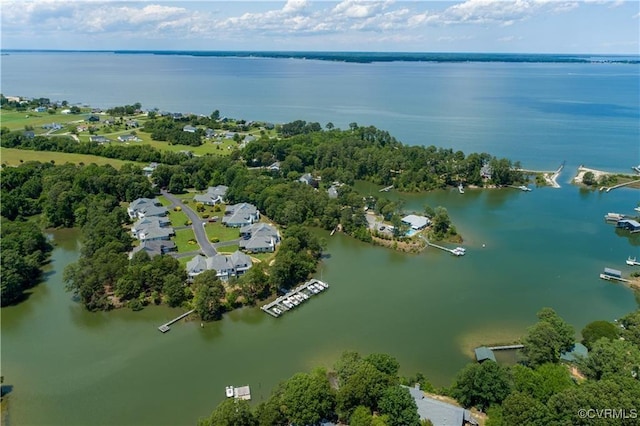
[173,228,198,253]
[216,244,239,254]
[204,221,239,243]
[156,196,173,207]
[168,209,190,227]
[251,252,276,263]
[0,110,86,131]
[0,147,140,169]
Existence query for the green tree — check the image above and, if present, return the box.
[581,320,619,350]
[364,353,400,377]
[501,391,550,426]
[336,361,394,418]
[512,363,573,403]
[350,406,373,426]
[193,270,225,321]
[451,361,512,410]
[578,337,640,380]
[162,275,187,307]
[619,310,640,347]
[280,368,335,425]
[200,398,257,426]
[522,308,575,367]
[378,386,420,426]
[582,171,595,186]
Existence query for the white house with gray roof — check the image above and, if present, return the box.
[222,203,259,227]
[127,198,168,220]
[239,223,281,253]
[193,185,228,206]
[131,216,173,241]
[186,251,252,281]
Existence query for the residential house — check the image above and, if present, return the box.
[239,223,281,253]
[171,112,183,120]
[33,106,47,113]
[42,123,63,131]
[142,162,159,177]
[129,240,176,259]
[125,120,139,128]
[244,134,256,143]
[127,197,168,219]
[327,185,339,199]
[90,135,110,144]
[131,216,174,242]
[406,385,479,426]
[186,251,253,281]
[86,114,100,122]
[299,173,314,185]
[183,125,197,133]
[267,161,281,172]
[617,219,640,232]
[224,132,237,139]
[205,128,216,138]
[61,109,72,114]
[222,203,259,227]
[117,134,140,142]
[193,185,228,206]
[480,163,492,180]
[402,214,431,230]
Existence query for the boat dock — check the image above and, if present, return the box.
[601,179,640,193]
[627,257,640,266]
[261,279,329,318]
[225,385,251,400]
[379,185,394,192]
[158,309,195,333]
[599,267,629,283]
[488,344,525,351]
[426,241,466,256]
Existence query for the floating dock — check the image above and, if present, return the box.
[158,309,195,333]
[225,385,251,400]
[627,257,640,266]
[260,279,328,318]
[599,267,629,283]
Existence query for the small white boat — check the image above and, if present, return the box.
[225,386,234,398]
[518,185,532,192]
[458,183,465,194]
[626,256,640,266]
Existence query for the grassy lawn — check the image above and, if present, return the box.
[0,110,87,132]
[156,195,173,207]
[216,244,239,254]
[168,209,190,227]
[251,252,276,264]
[173,228,198,253]
[178,256,191,267]
[204,221,239,243]
[0,147,141,169]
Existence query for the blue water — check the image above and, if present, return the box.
[1,52,638,170]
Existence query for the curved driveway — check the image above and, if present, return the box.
[161,190,217,257]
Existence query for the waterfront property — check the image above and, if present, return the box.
[158,309,195,333]
[186,251,252,281]
[239,222,281,253]
[261,279,328,317]
[616,219,640,232]
[406,385,479,426]
[131,216,174,241]
[193,185,228,206]
[474,347,496,363]
[127,198,168,220]
[560,342,589,363]
[402,214,431,230]
[225,385,251,400]
[129,240,176,259]
[222,203,260,227]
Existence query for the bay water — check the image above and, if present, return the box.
[1,52,639,425]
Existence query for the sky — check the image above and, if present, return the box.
[0,0,638,54]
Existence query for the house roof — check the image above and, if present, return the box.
[405,385,478,426]
[474,347,497,362]
[131,240,176,258]
[402,214,430,230]
[187,255,208,276]
[222,203,258,225]
[560,342,588,362]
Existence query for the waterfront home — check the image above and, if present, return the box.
[405,385,479,426]
[239,223,281,253]
[183,125,197,133]
[90,135,110,144]
[127,198,168,220]
[33,106,47,113]
[402,214,431,230]
[616,219,640,232]
[222,203,259,227]
[129,240,176,259]
[560,342,588,363]
[193,185,228,206]
[86,114,100,122]
[186,251,252,281]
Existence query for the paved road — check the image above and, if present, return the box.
[161,190,217,257]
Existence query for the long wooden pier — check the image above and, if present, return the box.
[426,241,466,256]
[379,185,394,192]
[602,179,640,193]
[158,309,195,333]
[488,344,525,351]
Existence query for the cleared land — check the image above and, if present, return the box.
[0,147,140,169]
[173,228,198,253]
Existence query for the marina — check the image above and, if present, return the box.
[157,309,195,333]
[260,279,329,318]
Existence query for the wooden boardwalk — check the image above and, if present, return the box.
[158,309,195,333]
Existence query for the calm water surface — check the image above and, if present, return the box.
[1,53,639,425]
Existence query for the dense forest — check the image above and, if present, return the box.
[198,307,640,426]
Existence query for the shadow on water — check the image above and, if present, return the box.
[614,228,640,247]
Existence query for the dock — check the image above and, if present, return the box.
[379,185,394,192]
[260,279,328,318]
[158,309,195,333]
[627,257,640,266]
[599,267,629,283]
[226,385,251,400]
[426,241,466,256]
[601,178,640,193]
[487,344,525,351]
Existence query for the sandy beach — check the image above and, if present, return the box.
[573,166,609,184]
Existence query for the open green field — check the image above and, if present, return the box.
[0,110,87,132]
[0,148,141,169]
[173,228,198,253]
[168,209,190,227]
[215,244,239,254]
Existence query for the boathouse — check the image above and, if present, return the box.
[616,219,640,232]
[474,347,497,363]
[603,268,622,279]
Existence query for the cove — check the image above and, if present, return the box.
[2,178,638,425]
